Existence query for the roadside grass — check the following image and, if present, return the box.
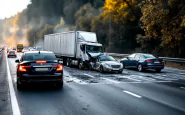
[165,62,185,70]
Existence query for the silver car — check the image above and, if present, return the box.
[90,55,123,73]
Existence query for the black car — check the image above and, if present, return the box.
[15,51,63,89]
[120,53,164,72]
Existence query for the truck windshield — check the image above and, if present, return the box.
[17,46,23,49]
[86,45,103,53]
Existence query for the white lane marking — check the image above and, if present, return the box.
[6,54,21,115]
[84,73,95,78]
[123,90,142,98]
[102,77,121,83]
[180,87,185,90]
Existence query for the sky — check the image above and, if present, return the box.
[0,0,30,19]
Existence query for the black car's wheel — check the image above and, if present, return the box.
[100,66,104,73]
[55,82,63,89]
[156,69,161,72]
[137,64,143,72]
[17,81,22,90]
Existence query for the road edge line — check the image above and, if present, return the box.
[6,54,21,115]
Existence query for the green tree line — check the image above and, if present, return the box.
[0,0,185,57]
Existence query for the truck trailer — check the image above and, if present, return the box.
[44,31,103,69]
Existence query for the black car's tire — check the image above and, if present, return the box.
[137,64,143,72]
[17,81,22,90]
[100,66,104,73]
[55,82,63,89]
[156,69,161,72]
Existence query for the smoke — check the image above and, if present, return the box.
[2,13,29,47]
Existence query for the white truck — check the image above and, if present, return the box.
[44,31,103,69]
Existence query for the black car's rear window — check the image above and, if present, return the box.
[9,51,15,53]
[143,54,155,59]
[23,53,56,61]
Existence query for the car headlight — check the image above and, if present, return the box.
[105,64,111,68]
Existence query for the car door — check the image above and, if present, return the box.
[126,54,136,67]
[132,54,141,68]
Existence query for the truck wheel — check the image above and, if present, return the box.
[89,64,93,71]
[79,62,84,70]
[100,66,104,73]
[63,57,67,66]
[66,59,71,67]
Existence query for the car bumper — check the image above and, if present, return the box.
[143,65,164,69]
[103,67,123,72]
[17,74,63,84]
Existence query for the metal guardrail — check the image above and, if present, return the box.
[106,53,185,63]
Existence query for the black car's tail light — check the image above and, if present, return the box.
[146,60,152,63]
[52,65,63,72]
[161,60,165,63]
[56,65,63,72]
[18,65,31,72]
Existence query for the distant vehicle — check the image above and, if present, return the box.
[36,46,43,51]
[22,48,29,53]
[7,47,12,53]
[12,47,16,50]
[44,31,103,69]
[89,55,123,73]
[15,51,63,90]
[17,44,23,52]
[120,53,164,72]
[7,50,17,58]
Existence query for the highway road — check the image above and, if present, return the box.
[1,50,185,115]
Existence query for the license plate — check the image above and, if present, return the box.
[154,61,160,63]
[35,68,48,71]
[10,53,14,55]
[113,68,119,71]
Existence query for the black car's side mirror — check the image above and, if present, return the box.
[15,59,20,63]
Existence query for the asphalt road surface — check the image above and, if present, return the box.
[1,50,185,115]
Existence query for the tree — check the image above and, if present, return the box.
[140,0,185,57]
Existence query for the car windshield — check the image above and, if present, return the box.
[143,54,155,59]
[9,51,15,53]
[99,56,116,61]
[23,53,56,61]
[86,45,103,53]
[17,46,23,49]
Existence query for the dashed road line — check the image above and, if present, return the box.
[123,90,142,98]
[6,54,21,115]
[84,73,95,78]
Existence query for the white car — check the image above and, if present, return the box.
[89,55,123,73]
